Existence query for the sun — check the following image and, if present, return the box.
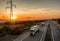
[11,16,16,20]
[7,10,23,21]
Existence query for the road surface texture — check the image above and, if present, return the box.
[13,21,49,41]
[23,24,48,41]
[44,25,52,41]
[0,21,49,41]
[0,35,19,41]
[0,27,29,41]
[50,20,60,41]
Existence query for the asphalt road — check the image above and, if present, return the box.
[0,21,49,41]
[13,21,49,41]
[50,20,60,41]
[13,27,47,41]
[22,28,43,41]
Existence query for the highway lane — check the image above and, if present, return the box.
[53,21,60,41]
[13,21,49,41]
[22,23,48,41]
[22,28,43,41]
[50,21,60,41]
[13,30,29,41]
[13,27,43,41]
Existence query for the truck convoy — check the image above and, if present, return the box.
[29,25,40,36]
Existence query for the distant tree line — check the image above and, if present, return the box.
[0,20,45,37]
[52,19,60,24]
[57,19,60,24]
[0,24,30,37]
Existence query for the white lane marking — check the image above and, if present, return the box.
[50,22,54,41]
[13,32,29,41]
[40,26,47,41]
[51,27,54,41]
[20,34,29,41]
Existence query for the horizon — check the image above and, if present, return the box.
[0,0,60,21]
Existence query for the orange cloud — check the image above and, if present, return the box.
[0,8,60,21]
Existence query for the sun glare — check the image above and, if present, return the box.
[11,16,16,20]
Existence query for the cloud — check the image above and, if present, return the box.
[21,8,60,13]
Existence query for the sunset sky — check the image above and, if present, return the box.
[0,0,60,21]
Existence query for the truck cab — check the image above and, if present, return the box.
[29,25,39,36]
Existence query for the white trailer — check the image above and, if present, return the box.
[29,25,39,36]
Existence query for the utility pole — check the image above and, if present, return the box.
[6,0,16,22]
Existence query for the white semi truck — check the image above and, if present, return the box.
[29,25,39,36]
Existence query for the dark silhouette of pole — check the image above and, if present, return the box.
[6,0,16,22]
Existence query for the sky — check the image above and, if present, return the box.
[0,0,60,21]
